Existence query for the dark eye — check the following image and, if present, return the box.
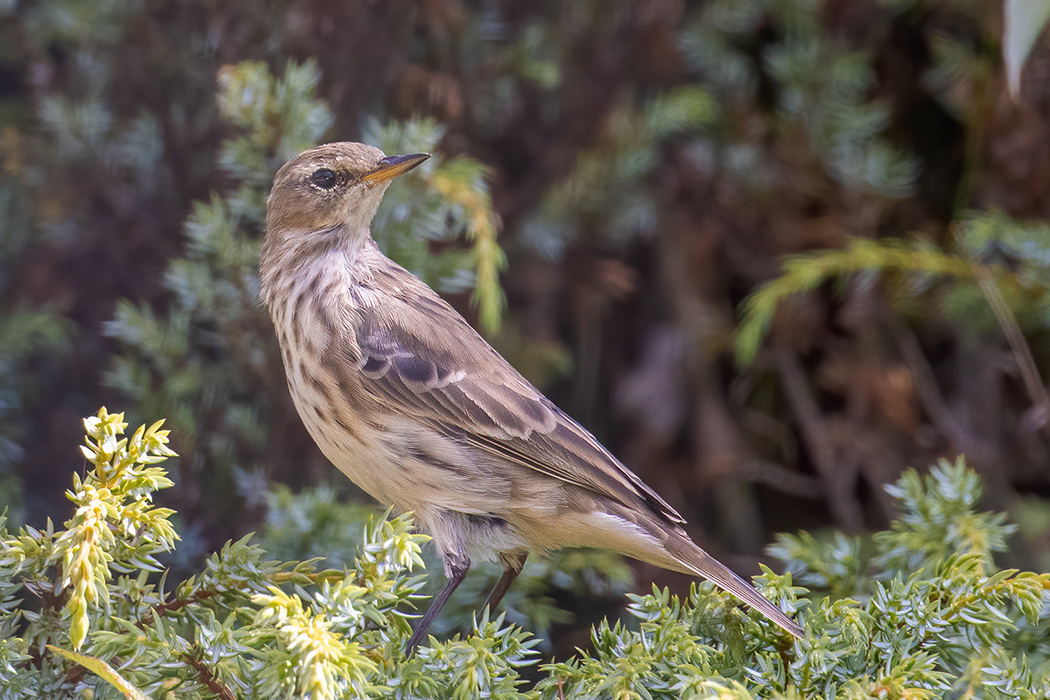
[311,168,338,189]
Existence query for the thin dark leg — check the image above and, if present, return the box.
[484,552,527,611]
[406,555,470,654]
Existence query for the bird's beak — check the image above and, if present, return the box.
[362,153,431,184]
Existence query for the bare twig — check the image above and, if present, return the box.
[739,459,822,499]
[967,255,1050,441]
[773,347,864,531]
[185,652,237,700]
[891,321,971,451]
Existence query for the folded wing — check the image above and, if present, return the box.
[344,270,685,528]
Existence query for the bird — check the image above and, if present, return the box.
[260,142,804,652]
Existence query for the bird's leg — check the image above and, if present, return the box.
[484,551,527,611]
[406,552,470,654]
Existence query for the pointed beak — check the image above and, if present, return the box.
[361,153,431,184]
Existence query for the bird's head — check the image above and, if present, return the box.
[265,141,430,242]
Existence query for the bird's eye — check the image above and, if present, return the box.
[311,168,338,189]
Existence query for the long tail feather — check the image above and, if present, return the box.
[665,534,803,638]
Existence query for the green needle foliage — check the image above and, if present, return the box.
[542,458,1049,700]
[735,237,973,366]
[735,211,1050,366]
[2,414,1048,698]
[519,84,721,261]
[0,408,539,699]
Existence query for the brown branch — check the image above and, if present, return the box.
[739,458,822,499]
[184,653,237,700]
[773,347,864,532]
[968,257,1050,442]
[889,314,1014,511]
[137,588,219,629]
[890,321,972,452]
[138,569,346,628]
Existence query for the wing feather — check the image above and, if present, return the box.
[346,265,686,527]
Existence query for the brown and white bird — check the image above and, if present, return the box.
[260,142,803,651]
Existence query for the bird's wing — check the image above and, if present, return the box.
[345,271,685,527]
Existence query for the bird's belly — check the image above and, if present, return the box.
[307,421,400,506]
[303,412,532,561]
[287,375,514,516]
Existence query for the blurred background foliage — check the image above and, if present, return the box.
[3,0,1050,658]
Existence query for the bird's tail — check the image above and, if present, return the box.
[567,503,803,637]
[661,530,804,638]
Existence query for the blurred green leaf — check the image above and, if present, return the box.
[48,645,150,700]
